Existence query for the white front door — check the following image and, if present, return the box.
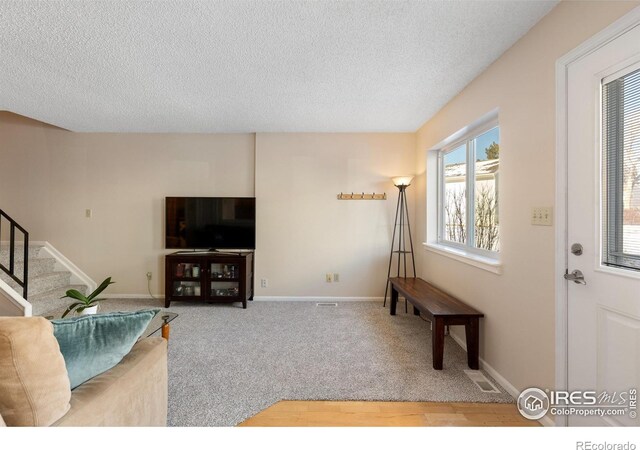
[567,21,640,426]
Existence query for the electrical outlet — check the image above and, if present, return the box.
[531,207,553,226]
[326,273,332,283]
[260,278,268,288]
[333,273,339,282]
[146,272,152,281]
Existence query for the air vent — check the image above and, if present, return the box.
[464,370,500,393]
[316,302,338,307]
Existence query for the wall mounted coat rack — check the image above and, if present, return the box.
[337,192,387,200]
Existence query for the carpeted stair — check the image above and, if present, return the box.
[0,244,87,316]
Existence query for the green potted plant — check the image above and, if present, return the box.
[61,277,115,318]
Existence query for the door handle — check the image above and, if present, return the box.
[564,269,586,285]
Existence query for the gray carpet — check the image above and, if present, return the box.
[99,298,513,426]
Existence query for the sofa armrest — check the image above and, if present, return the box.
[52,337,168,427]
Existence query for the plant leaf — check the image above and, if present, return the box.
[61,289,89,302]
[87,277,115,301]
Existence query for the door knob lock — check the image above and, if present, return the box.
[564,269,586,285]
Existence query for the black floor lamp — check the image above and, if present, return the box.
[383,175,416,308]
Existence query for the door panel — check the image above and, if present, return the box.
[567,23,640,426]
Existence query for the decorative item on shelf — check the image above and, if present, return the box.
[61,277,115,318]
[337,192,387,200]
[175,285,184,296]
[176,263,184,277]
[194,285,201,296]
[184,265,192,278]
[383,175,417,309]
[192,265,200,278]
[184,285,194,296]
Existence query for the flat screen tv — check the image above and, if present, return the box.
[165,197,256,250]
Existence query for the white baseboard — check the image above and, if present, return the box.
[102,293,160,299]
[448,330,555,427]
[101,295,383,302]
[31,241,96,292]
[253,296,382,302]
[448,331,519,398]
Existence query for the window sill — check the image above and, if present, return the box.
[422,242,502,275]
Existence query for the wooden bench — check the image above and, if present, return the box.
[389,277,484,370]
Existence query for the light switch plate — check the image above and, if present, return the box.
[532,207,553,226]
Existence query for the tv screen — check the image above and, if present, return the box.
[165,197,256,250]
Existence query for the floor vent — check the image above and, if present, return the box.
[316,302,338,307]
[464,370,500,393]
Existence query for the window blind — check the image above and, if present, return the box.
[602,67,640,271]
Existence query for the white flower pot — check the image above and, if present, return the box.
[78,305,99,316]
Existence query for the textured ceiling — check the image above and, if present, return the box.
[0,1,557,132]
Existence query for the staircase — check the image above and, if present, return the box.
[0,244,88,316]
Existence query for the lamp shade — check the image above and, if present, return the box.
[392,175,414,187]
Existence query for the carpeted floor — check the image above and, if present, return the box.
[100,298,513,426]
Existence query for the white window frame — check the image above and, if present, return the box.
[434,118,500,261]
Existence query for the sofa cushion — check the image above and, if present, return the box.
[0,317,71,426]
[51,309,159,389]
[52,337,168,427]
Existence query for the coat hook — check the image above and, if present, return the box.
[337,191,387,200]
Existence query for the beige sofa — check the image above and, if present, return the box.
[0,317,168,427]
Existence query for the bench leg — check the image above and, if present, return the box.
[465,318,480,370]
[390,285,398,316]
[432,317,445,370]
[413,306,420,316]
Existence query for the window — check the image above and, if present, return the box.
[438,123,500,256]
[602,66,640,271]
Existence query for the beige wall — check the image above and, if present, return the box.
[0,112,255,294]
[414,1,640,393]
[1,115,415,299]
[255,133,416,298]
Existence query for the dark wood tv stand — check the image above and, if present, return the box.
[164,251,254,309]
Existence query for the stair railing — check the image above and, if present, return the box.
[0,209,28,300]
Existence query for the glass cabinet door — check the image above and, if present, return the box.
[209,263,239,280]
[170,261,203,297]
[209,262,240,297]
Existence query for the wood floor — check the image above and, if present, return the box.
[239,401,539,427]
